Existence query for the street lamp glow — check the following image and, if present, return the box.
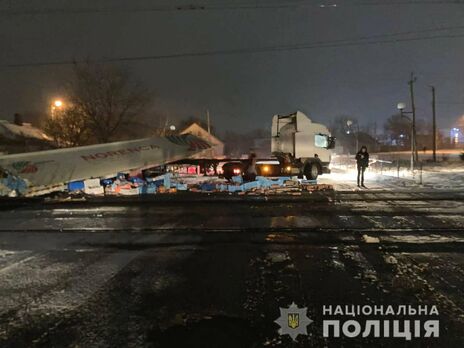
[169,125,176,131]
[50,99,65,118]
[397,102,406,111]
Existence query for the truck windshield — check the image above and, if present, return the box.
[315,134,329,148]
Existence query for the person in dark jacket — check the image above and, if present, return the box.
[355,146,369,188]
[243,152,257,182]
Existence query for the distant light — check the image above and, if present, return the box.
[346,130,350,135]
[346,120,353,126]
[451,128,461,144]
[399,134,405,138]
[397,102,406,110]
[169,125,176,131]
[54,100,63,108]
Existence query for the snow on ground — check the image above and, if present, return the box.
[326,160,464,191]
[412,162,464,190]
[375,162,464,190]
[319,168,413,191]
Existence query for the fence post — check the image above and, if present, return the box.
[419,161,423,185]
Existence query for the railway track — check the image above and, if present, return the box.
[1,187,464,346]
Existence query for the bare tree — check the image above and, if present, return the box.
[43,106,90,147]
[67,62,151,143]
[384,114,412,141]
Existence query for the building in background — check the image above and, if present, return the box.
[450,127,463,145]
[440,127,463,147]
[180,122,224,158]
[0,114,54,155]
[252,137,271,158]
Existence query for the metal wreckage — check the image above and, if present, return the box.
[0,134,211,197]
[0,112,334,198]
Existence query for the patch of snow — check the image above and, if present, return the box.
[266,252,290,263]
[362,234,380,244]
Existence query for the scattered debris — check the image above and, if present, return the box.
[384,255,398,264]
[0,170,28,196]
[2,166,334,198]
[84,178,105,195]
[363,270,378,282]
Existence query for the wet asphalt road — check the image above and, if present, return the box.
[1,187,464,347]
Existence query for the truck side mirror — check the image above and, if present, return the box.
[327,136,336,149]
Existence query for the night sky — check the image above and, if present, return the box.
[2,0,464,133]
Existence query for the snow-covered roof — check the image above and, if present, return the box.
[180,122,223,146]
[0,120,51,142]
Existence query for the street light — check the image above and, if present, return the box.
[51,99,64,118]
[396,102,414,171]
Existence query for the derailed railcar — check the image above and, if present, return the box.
[0,134,210,195]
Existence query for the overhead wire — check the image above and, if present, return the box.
[4,29,464,68]
[2,0,464,15]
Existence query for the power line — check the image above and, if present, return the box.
[0,1,319,15]
[288,24,464,44]
[357,0,464,6]
[3,29,464,68]
[2,0,463,16]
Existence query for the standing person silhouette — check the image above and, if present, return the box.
[244,152,257,182]
[355,146,369,188]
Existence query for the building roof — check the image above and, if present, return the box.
[0,120,51,142]
[179,122,223,146]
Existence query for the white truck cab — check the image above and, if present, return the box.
[271,111,335,180]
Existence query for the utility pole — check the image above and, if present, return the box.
[206,109,211,134]
[408,72,418,164]
[206,109,212,157]
[431,86,437,162]
[162,115,169,136]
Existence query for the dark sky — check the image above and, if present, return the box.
[2,0,464,134]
